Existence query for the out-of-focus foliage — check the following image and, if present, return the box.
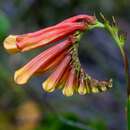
[0,11,10,39]
[0,0,130,130]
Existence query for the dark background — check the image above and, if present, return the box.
[0,0,130,130]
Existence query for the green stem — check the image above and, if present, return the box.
[128,97,130,130]
[84,19,130,129]
[107,30,130,130]
[122,49,130,96]
[120,47,130,130]
[92,19,130,130]
[122,50,130,130]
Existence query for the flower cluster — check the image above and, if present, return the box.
[3,15,112,96]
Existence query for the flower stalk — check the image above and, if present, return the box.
[99,14,130,130]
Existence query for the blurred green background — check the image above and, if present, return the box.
[0,0,130,130]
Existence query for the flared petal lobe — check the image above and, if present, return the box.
[42,54,71,92]
[14,39,72,85]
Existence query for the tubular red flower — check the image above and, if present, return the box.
[42,54,71,92]
[16,23,86,52]
[14,39,72,85]
[3,14,96,53]
[62,67,76,96]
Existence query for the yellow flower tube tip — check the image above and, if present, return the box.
[78,86,87,95]
[91,87,99,93]
[78,75,87,95]
[62,86,74,96]
[42,79,55,93]
[14,68,30,85]
[3,35,20,54]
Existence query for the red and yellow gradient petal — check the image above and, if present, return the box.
[14,39,72,85]
[3,15,96,53]
[62,67,76,96]
[42,55,71,92]
[35,51,67,75]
